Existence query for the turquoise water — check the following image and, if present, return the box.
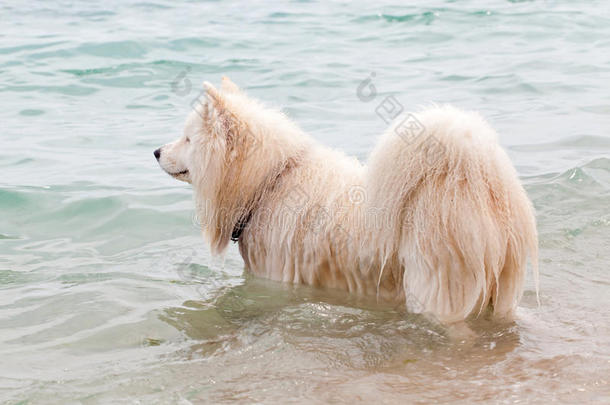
[1,0,609,403]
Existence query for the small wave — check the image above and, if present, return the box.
[353,12,437,25]
[0,41,68,55]
[526,157,610,189]
[1,84,98,96]
[511,135,610,152]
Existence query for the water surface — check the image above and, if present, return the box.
[1,0,609,403]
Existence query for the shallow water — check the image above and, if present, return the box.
[1,0,609,403]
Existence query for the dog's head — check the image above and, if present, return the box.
[155,76,308,252]
[154,77,245,185]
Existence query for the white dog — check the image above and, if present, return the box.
[155,77,538,325]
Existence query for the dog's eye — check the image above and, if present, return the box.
[185,137,190,143]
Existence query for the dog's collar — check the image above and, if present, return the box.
[231,211,252,242]
[229,155,300,243]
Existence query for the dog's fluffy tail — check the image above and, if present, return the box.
[365,105,538,323]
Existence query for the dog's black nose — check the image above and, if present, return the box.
[154,148,161,160]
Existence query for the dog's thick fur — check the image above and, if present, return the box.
[155,77,538,324]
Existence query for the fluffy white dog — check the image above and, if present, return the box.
[155,77,538,325]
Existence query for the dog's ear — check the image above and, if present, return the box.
[203,81,224,109]
[202,81,241,143]
[221,76,240,94]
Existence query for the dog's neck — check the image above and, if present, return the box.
[229,154,301,243]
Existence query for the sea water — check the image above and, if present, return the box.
[1,1,609,402]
